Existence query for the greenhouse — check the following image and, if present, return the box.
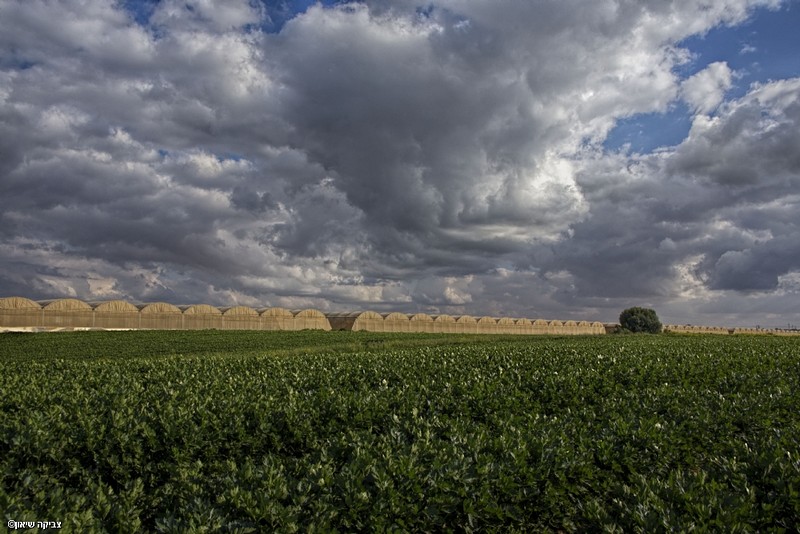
[291,309,331,331]
[0,297,42,327]
[326,311,382,332]
[40,299,94,328]
[220,306,261,330]
[92,300,140,329]
[0,296,636,335]
[408,313,434,333]
[514,318,534,335]
[497,317,516,334]
[431,314,456,333]
[260,308,294,330]
[138,302,183,330]
[547,320,564,334]
[180,304,223,330]
[381,312,411,332]
[475,316,497,334]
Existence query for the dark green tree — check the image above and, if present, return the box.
[619,307,662,333]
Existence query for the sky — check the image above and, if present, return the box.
[1,0,799,327]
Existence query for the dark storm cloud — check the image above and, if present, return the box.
[668,84,800,187]
[538,78,800,311]
[0,0,797,325]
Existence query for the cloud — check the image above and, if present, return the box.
[669,78,800,186]
[681,62,734,114]
[542,76,800,320]
[149,0,264,33]
[0,0,797,326]
[740,43,757,54]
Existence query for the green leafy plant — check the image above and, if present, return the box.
[2,331,798,531]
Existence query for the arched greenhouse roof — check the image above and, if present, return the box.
[0,297,40,309]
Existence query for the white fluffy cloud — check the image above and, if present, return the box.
[681,61,734,114]
[0,0,797,326]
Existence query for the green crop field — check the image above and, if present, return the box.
[1,331,799,532]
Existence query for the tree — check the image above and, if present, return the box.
[619,307,662,334]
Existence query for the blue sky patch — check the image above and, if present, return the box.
[121,0,346,32]
[604,2,800,153]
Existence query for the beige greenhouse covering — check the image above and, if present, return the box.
[93,300,140,329]
[92,300,138,312]
[326,312,356,331]
[139,302,181,313]
[532,319,549,334]
[260,308,294,330]
[292,309,331,331]
[40,298,94,328]
[39,298,92,310]
[0,297,40,309]
[221,306,260,330]
[515,318,534,335]
[408,313,434,333]
[180,304,221,314]
[431,314,456,333]
[139,302,183,329]
[327,311,382,332]
[547,320,563,334]
[180,304,223,330]
[221,305,258,316]
[0,297,41,327]
[13,295,784,336]
[381,312,411,332]
[497,317,516,334]
[455,315,478,334]
[730,327,759,334]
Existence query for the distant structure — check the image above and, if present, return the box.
[1,297,609,335]
[1,297,795,335]
[663,324,799,336]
